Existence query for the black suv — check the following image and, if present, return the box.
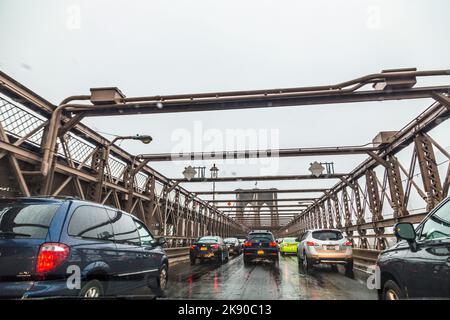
[378,196,450,300]
[242,230,279,264]
[0,197,168,298]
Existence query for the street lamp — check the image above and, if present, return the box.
[94,134,153,202]
[210,164,219,203]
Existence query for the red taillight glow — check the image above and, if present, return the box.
[306,241,317,246]
[36,243,69,274]
[211,244,219,249]
[269,241,277,247]
[190,245,197,250]
[344,241,353,247]
[243,241,252,247]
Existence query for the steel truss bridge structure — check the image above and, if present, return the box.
[0,68,449,251]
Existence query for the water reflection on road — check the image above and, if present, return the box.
[166,254,377,300]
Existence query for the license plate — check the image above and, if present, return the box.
[200,247,207,251]
[257,250,264,255]
[326,245,336,250]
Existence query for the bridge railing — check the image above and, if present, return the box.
[0,74,246,239]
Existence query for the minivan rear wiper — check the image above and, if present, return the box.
[0,231,31,238]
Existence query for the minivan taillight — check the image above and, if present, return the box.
[269,241,277,247]
[36,243,69,274]
[211,244,219,249]
[243,241,252,247]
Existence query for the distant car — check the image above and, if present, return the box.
[297,229,353,273]
[189,236,229,265]
[377,196,450,300]
[224,237,242,255]
[279,237,299,255]
[242,230,279,264]
[0,197,168,299]
[238,238,246,245]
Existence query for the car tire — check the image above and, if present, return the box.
[280,252,285,256]
[225,252,229,263]
[152,264,168,297]
[331,265,339,272]
[190,257,196,266]
[382,280,405,300]
[217,252,224,264]
[344,260,353,275]
[243,256,251,265]
[303,253,312,272]
[273,256,279,266]
[79,280,104,298]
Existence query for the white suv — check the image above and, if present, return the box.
[297,229,353,274]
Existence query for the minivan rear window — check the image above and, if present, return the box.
[0,202,59,239]
[107,210,140,245]
[68,206,113,241]
[312,230,343,241]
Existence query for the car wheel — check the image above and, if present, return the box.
[225,252,229,263]
[217,252,224,264]
[303,252,312,272]
[79,280,104,298]
[345,260,353,275]
[152,264,168,297]
[273,256,279,266]
[281,252,285,256]
[190,257,196,265]
[331,265,339,272]
[243,256,251,265]
[382,280,405,300]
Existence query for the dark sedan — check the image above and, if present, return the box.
[224,237,242,256]
[189,236,229,265]
[377,196,450,300]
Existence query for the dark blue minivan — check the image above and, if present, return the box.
[0,197,168,298]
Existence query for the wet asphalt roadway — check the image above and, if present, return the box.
[165,254,377,300]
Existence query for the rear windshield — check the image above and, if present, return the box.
[282,237,297,243]
[312,230,343,241]
[198,237,218,243]
[249,233,274,242]
[224,238,237,243]
[0,202,60,239]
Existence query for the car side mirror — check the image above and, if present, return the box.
[156,237,166,246]
[394,222,416,242]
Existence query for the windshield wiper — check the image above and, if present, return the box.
[0,231,31,238]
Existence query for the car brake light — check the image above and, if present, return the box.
[190,245,197,250]
[306,241,316,246]
[243,241,252,247]
[36,243,69,274]
[344,241,353,247]
[211,244,219,249]
[269,241,277,247]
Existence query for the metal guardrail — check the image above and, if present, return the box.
[353,248,380,272]
[165,247,381,268]
[165,247,190,259]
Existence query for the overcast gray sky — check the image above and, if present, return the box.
[1,0,449,207]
